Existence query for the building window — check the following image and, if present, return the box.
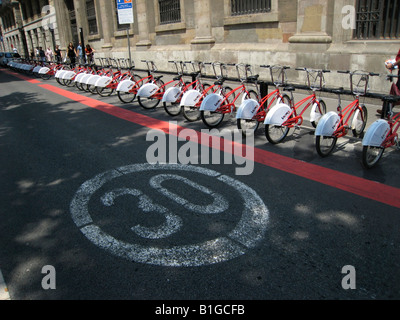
[231,0,271,16]
[354,0,400,40]
[86,0,98,35]
[158,0,181,25]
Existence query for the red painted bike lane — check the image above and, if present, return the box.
[3,68,400,209]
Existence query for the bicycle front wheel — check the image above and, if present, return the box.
[352,105,368,137]
[362,145,384,169]
[316,135,337,157]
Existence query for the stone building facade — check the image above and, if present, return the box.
[0,0,399,93]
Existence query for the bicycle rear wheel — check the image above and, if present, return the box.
[201,110,225,128]
[138,79,164,109]
[362,145,384,169]
[352,105,368,137]
[316,135,337,157]
[97,86,114,97]
[118,90,136,103]
[265,124,290,144]
[164,101,182,116]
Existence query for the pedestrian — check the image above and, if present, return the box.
[30,49,35,60]
[377,48,400,116]
[39,47,46,62]
[45,47,54,62]
[35,47,40,60]
[54,45,62,63]
[85,44,95,64]
[76,42,85,64]
[67,42,76,66]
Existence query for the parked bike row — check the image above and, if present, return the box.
[5,57,400,169]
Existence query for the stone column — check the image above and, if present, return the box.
[98,0,113,53]
[289,0,334,44]
[191,0,215,50]
[52,0,70,48]
[136,0,151,49]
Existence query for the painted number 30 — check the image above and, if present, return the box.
[70,164,269,267]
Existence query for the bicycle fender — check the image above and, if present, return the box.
[95,76,113,88]
[117,79,135,92]
[200,93,223,111]
[38,67,50,75]
[351,108,365,131]
[180,89,202,107]
[62,70,77,80]
[310,102,323,123]
[162,86,181,103]
[137,83,159,97]
[362,120,390,147]
[78,73,92,84]
[314,112,340,136]
[74,72,87,83]
[263,103,292,125]
[33,65,42,74]
[55,70,67,79]
[236,99,260,119]
[86,74,102,85]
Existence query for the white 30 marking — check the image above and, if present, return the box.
[70,164,269,267]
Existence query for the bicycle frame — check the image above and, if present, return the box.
[332,97,361,138]
[217,63,259,114]
[382,113,400,148]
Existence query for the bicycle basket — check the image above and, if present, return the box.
[270,65,287,87]
[306,69,325,91]
[350,71,370,96]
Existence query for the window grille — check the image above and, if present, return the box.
[354,0,400,39]
[158,0,181,25]
[86,0,98,35]
[231,0,271,16]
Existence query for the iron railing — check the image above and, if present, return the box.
[231,0,271,16]
[354,0,400,39]
[159,0,181,25]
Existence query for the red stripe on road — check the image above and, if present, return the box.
[2,68,42,84]
[37,83,400,209]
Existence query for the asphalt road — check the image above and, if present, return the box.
[0,66,399,304]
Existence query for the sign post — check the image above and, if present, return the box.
[117,0,134,68]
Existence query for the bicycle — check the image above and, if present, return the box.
[181,62,233,122]
[264,67,328,144]
[315,70,379,157]
[96,58,137,97]
[162,60,190,116]
[200,63,259,128]
[362,74,400,168]
[176,61,212,120]
[236,64,292,136]
[117,60,164,106]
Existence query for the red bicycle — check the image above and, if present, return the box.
[236,64,292,136]
[264,67,328,144]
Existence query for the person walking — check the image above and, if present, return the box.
[54,45,62,63]
[45,47,54,62]
[377,48,400,116]
[67,42,76,66]
[85,44,95,64]
[76,42,85,64]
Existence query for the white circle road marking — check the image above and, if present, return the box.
[70,163,269,267]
